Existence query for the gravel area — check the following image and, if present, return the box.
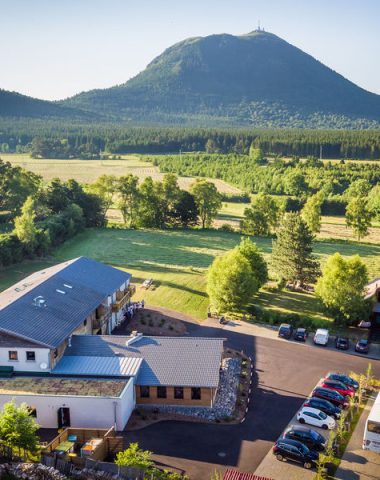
[139,357,242,421]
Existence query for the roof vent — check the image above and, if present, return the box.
[126,332,143,347]
[33,296,47,308]
[56,289,66,295]
[63,284,73,289]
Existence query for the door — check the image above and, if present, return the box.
[57,407,71,428]
[305,412,318,427]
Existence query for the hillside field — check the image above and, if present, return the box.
[1,154,240,194]
[0,228,379,325]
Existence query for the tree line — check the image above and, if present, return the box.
[0,159,223,268]
[208,216,370,328]
[1,120,380,158]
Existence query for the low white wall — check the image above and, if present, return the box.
[0,347,51,372]
[0,377,135,430]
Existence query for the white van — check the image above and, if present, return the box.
[313,328,329,346]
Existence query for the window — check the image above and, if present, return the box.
[8,351,18,361]
[174,387,184,399]
[191,387,201,400]
[83,319,87,326]
[140,386,150,398]
[28,407,37,417]
[157,386,167,399]
[368,421,380,434]
[26,351,35,361]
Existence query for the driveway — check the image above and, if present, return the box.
[125,319,380,479]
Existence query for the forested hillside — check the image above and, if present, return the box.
[1,121,380,159]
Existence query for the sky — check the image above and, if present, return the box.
[1,0,379,100]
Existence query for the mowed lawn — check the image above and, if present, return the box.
[0,228,379,322]
[2,154,239,194]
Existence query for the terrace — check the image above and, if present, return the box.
[42,426,125,470]
[0,377,128,397]
[112,285,136,312]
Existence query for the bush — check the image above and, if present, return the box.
[219,223,235,232]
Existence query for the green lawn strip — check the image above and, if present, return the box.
[327,401,367,477]
[0,228,379,323]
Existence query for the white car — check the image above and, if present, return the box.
[297,406,336,430]
[313,328,329,346]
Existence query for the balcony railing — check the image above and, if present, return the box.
[112,285,136,312]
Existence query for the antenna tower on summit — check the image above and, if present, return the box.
[257,19,261,31]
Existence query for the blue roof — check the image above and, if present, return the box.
[0,257,131,348]
[58,257,131,297]
[61,335,225,388]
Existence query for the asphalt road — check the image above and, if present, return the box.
[126,321,380,480]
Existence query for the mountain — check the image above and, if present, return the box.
[0,89,96,120]
[62,30,380,128]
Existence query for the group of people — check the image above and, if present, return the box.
[124,299,145,321]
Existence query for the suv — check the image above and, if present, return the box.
[273,438,319,469]
[312,387,349,409]
[282,426,326,452]
[313,328,329,346]
[325,372,359,390]
[278,323,293,339]
[303,397,341,419]
[294,327,308,342]
[335,336,349,350]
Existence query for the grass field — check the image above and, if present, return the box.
[0,228,379,323]
[217,202,380,244]
[2,153,240,194]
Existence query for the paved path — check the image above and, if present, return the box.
[335,395,380,480]
[124,315,380,480]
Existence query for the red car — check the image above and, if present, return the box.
[321,379,354,398]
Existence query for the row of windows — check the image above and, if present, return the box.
[140,386,201,400]
[8,351,35,361]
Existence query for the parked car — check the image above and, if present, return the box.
[355,339,370,354]
[303,397,342,419]
[272,438,319,469]
[335,336,349,350]
[312,387,349,409]
[278,323,293,339]
[297,406,336,430]
[325,372,359,391]
[321,379,355,398]
[294,327,308,342]
[313,328,329,346]
[282,426,326,451]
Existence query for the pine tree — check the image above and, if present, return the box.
[271,212,319,287]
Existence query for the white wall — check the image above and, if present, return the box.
[0,347,51,372]
[0,377,135,431]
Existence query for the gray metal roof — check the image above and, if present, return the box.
[0,257,131,348]
[52,355,142,377]
[61,335,224,388]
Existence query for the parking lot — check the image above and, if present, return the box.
[125,318,380,479]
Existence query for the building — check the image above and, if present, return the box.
[0,258,224,430]
[0,257,133,373]
[53,334,224,408]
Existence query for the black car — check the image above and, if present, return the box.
[312,387,349,409]
[335,336,349,350]
[294,327,308,342]
[326,372,359,390]
[282,426,326,452]
[355,339,370,354]
[273,438,319,469]
[303,397,342,419]
[278,323,293,339]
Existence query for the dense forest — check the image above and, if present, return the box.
[1,121,380,159]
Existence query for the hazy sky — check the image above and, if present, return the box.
[1,0,379,100]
